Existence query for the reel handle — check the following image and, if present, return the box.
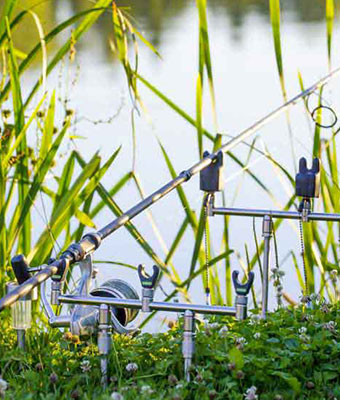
[138,264,160,289]
[232,270,254,296]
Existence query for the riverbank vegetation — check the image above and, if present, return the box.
[1,300,340,399]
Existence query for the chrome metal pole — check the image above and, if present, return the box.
[261,216,273,319]
[98,304,111,388]
[58,295,237,316]
[212,207,340,222]
[17,330,25,350]
[182,310,195,382]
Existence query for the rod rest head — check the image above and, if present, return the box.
[200,150,224,193]
[295,157,320,199]
[232,270,254,296]
[138,264,160,289]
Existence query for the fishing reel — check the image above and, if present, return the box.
[8,254,140,339]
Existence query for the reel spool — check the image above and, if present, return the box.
[91,279,139,326]
[70,279,139,337]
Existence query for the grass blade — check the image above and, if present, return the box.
[6,18,30,254]
[326,0,334,70]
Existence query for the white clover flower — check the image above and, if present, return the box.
[0,379,8,391]
[298,327,307,334]
[0,378,8,397]
[126,362,138,373]
[204,322,219,330]
[249,314,260,325]
[141,385,153,395]
[244,385,258,400]
[310,293,320,302]
[219,325,229,337]
[236,337,248,349]
[299,334,310,343]
[253,332,261,340]
[80,359,91,373]
[324,321,337,331]
[175,383,184,390]
[111,392,123,400]
[330,269,338,279]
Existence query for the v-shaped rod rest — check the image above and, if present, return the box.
[232,270,254,296]
[232,271,254,320]
[138,264,160,289]
[138,264,160,312]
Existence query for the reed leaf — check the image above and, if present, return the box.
[326,0,334,69]
[164,216,189,265]
[0,0,17,38]
[196,0,217,130]
[6,18,30,254]
[39,92,55,162]
[269,0,286,99]
[196,73,203,158]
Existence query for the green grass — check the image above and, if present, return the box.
[1,300,340,399]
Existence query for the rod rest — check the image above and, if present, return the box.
[232,271,254,320]
[232,271,254,296]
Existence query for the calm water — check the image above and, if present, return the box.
[6,0,340,329]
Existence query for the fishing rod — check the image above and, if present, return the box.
[1,66,340,312]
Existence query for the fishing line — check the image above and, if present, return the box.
[27,190,62,257]
[306,91,338,129]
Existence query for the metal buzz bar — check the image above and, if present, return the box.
[0,67,339,313]
[57,264,254,383]
[200,151,340,318]
[1,251,254,385]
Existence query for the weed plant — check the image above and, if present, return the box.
[1,299,340,399]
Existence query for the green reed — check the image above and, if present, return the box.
[1,0,340,325]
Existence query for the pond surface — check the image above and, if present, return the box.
[5,0,340,330]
